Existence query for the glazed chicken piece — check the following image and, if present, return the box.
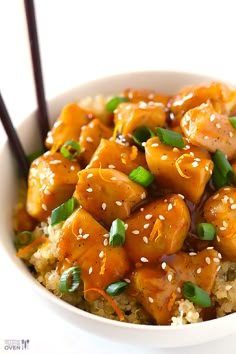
[26,152,80,221]
[74,168,146,227]
[169,81,236,126]
[124,194,190,264]
[122,88,170,106]
[78,119,112,166]
[203,187,236,261]
[45,104,93,150]
[128,249,220,325]
[58,207,130,301]
[87,139,148,175]
[145,137,214,204]
[181,102,236,160]
[114,101,166,142]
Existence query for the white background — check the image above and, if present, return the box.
[0,0,236,353]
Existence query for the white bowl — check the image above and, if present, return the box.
[1,71,236,348]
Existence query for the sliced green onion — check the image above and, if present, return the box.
[105,281,128,296]
[60,140,80,160]
[229,116,236,129]
[156,127,185,148]
[27,149,44,165]
[59,266,81,293]
[212,149,234,188]
[106,96,129,112]
[129,166,154,187]
[132,126,155,148]
[197,223,216,240]
[51,197,75,226]
[183,281,211,308]
[109,218,126,247]
[15,231,34,248]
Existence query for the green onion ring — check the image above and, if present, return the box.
[59,266,81,293]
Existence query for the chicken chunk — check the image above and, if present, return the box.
[114,101,166,142]
[203,187,236,261]
[169,81,236,126]
[58,207,130,301]
[78,119,112,166]
[124,194,190,264]
[145,137,213,203]
[87,139,147,175]
[181,102,236,160]
[128,249,220,324]
[74,168,146,227]
[26,152,80,221]
[45,104,93,150]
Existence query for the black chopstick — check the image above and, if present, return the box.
[0,92,29,181]
[24,0,50,143]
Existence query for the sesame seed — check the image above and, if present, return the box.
[132,230,140,235]
[189,252,197,256]
[217,265,221,272]
[213,193,219,200]
[145,214,152,220]
[86,188,93,192]
[110,177,117,181]
[79,228,83,235]
[102,203,107,210]
[205,257,211,265]
[42,203,47,211]
[192,161,199,167]
[229,198,234,204]
[161,155,168,161]
[87,173,94,179]
[99,251,104,258]
[159,215,165,220]
[185,145,190,150]
[124,223,128,230]
[141,192,146,200]
[103,233,109,238]
[231,204,236,210]
[141,142,146,147]
[203,136,209,140]
[108,164,115,169]
[124,278,131,283]
[216,235,221,242]
[50,160,62,165]
[172,147,179,152]
[220,226,226,231]
[143,223,150,229]
[143,236,148,244]
[194,158,201,162]
[213,257,220,263]
[196,267,202,274]
[229,131,233,138]
[205,166,209,171]
[83,234,89,239]
[115,201,122,206]
[151,143,159,147]
[225,285,232,291]
[167,274,173,282]
[210,114,216,122]
[89,267,93,274]
[207,246,214,250]
[86,137,93,143]
[218,252,222,259]
[189,152,194,157]
[168,203,173,211]
[216,123,221,129]
[103,239,108,246]
[140,257,149,263]
[70,166,75,171]
[44,189,51,195]
[161,262,167,270]
[177,287,181,293]
[178,194,185,199]
[140,207,144,212]
[148,297,154,303]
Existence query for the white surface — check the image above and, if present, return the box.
[1,0,236,353]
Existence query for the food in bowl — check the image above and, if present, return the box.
[13,79,236,327]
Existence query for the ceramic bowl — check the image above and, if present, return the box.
[0,71,235,348]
